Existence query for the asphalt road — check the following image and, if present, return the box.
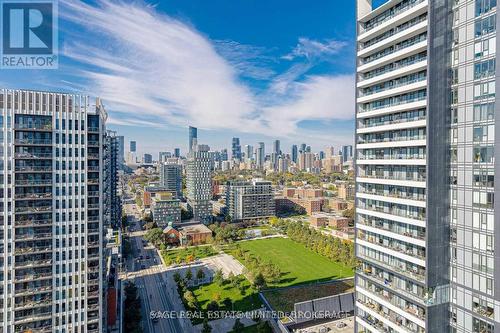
[123,203,185,333]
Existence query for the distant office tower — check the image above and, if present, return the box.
[220,148,229,161]
[340,145,353,163]
[130,140,136,152]
[104,131,122,230]
[232,137,242,160]
[174,148,180,158]
[143,153,152,164]
[188,126,197,153]
[159,160,182,198]
[278,155,290,173]
[273,139,281,155]
[186,144,212,224]
[0,89,107,332]
[305,145,311,153]
[319,151,325,160]
[158,151,169,162]
[291,144,298,163]
[300,143,307,152]
[259,142,265,163]
[245,144,254,161]
[298,151,313,171]
[353,1,494,332]
[325,146,336,158]
[226,179,275,222]
[116,135,124,164]
[270,152,278,171]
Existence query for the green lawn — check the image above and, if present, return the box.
[190,277,262,313]
[162,245,218,265]
[226,237,354,287]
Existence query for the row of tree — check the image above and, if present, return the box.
[232,246,281,288]
[272,218,357,268]
[123,282,142,333]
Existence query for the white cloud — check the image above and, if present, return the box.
[59,0,354,140]
[282,37,347,61]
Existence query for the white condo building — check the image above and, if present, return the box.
[356,0,500,332]
[0,90,107,333]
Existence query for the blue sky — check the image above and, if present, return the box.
[1,0,365,157]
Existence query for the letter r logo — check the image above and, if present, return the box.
[2,2,53,54]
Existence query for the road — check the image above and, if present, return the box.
[121,202,188,333]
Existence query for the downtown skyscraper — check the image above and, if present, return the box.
[186,144,212,224]
[355,1,498,333]
[0,90,108,333]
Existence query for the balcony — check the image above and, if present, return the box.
[87,126,99,132]
[15,219,52,227]
[88,191,100,196]
[14,124,52,131]
[357,188,426,202]
[358,253,425,283]
[15,273,52,282]
[360,0,426,33]
[15,300,51,311]
[15,246,52,255]
[88,153,100,159]
[358,232,426,260]
[88,140,99,146]
[14,139,52,146]
[15,193,52,200]
[15,285,52,297]
[15,179,52,186]
[15,259,52,269]
[15,233,52,241]
[15,206,52,214]
[15,166,52,173]
[14,152,52,160]
[357,268,426,306]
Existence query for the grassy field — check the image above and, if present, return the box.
[190,277,263,313]
[262,279,355,313]
[162,245,218,265]
[226,237,354,287]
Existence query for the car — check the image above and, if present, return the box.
[138,255,143,260]
[145,255,151,260]
[141,264,146,270]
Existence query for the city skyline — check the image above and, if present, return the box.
[0,0,359,154]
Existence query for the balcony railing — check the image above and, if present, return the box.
[15,180,52,186]
[15,166,52,172]
[358,253,425,282]
[14,139,52,145]
[361,0,426,33]
[14,153,52,159]
[14,124,52,131]
[358,135,426,145]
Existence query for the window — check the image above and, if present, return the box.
[474,59,496,79]
[475,14,496,37]
[476,0,497,16]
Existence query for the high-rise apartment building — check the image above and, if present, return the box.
[188,126,197,153]
[291,144,298,163]
[104,131,121,230]
[159,160,182,198]
[232,137,242,160]
[186,144,212,224]
[225,179,275,222]
[273,140,281,155]
[341,145,353,163]
[245,144,254,161]
[0,89,107,333]
[174,148,180,158]
[354,1,500,332]
[116,135,124,164]
[143,153,152,164]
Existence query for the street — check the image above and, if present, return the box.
[121,202,193,333]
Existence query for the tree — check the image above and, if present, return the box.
[232,318,245,333]
[144,228,163,247]
[206,300,219,312]
[342,207,354,219]
[123,282,142,333]
[183,290,197,309]
[173,272,182,284]
[201,318,212,333]
[196,268,205,280]
[213,269,224,286]
[185,268,193,281]
[256,321,273,333]
[253,273,266,290]
[222,297,232,310]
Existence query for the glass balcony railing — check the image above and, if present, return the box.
[362,0,426,33]
[357,252,426,283]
